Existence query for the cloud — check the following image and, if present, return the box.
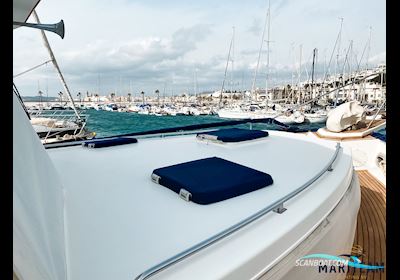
[272,0,291,15]
[13,0,385,96]
[41,24,214,88]
[368,51,385,64]
[247,18,262,36]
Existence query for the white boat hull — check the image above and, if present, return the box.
[218,109,304,124]
[259,171,360,280]
[304,114,328,123]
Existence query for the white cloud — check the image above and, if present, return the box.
[368,51,386,64]
[13,0,385,96]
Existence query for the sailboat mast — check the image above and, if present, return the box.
[219,32,234,108]
[32,10,81,120]
[266,0,271,102]
[336,17,343,77]
[194,69,198,98]
[298,44,302,104]
[366,26,372,70]
[334,18,344,108]
[250,4,269,102]
[311,48,317,100]
[231,26,235,96]
[46,78,48,101]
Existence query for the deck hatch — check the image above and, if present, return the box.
[196,128,269,143]
[82,137,137,148]
[151,157,273,205]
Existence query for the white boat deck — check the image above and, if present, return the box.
[47,131,353,280]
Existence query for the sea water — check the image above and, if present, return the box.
[83,110,330,138]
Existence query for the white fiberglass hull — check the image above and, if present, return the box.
[304,114,328,123]
[218,109,302,124]
[259,171,360,280]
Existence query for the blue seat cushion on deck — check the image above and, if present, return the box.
[152,157,273,204]
[196,128,269,142]
[82,137,137,148]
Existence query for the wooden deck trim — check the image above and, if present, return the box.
[315,120,385,141]
[339,120,385,134]
[347,170,386,280]
[314,132,376,141]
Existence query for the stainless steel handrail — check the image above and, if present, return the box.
[30,110,89,142]
[134,142,342,280]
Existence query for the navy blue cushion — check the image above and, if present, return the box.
[152,157,273,204]
[371,131,386,142]
[82,137,137,148]
[197,128,269,142]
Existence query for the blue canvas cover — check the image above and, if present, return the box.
[82,137,137,148]
[151,157,273,204]
[196,128,269,142]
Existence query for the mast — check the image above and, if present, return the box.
[231,26,235,96]
[334,18,344,108]
[32,10,81,120]
[290,42,295,104]
[250,3,269,102]
[46,78,48,105]
[366,26,372,70]
[218,31,234,108]
[194,69,198,101]
[340,41,352,99]
[265,0,271,103]
[336,17,343,77]
[241,71,244,98]
[297,44,302,104]
[162,82,166,105]
[311,48,317,101]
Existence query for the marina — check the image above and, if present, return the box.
[13,0,386,280]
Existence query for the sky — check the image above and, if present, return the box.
[13,0,386,97]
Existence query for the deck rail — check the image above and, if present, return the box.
[29,110,89,142]
[134,142,342,280]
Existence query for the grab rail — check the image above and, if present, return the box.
[134,142,342,280]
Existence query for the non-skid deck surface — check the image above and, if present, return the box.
[347,170,386,280]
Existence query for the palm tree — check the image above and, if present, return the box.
[127,93,132,103]
[110,93,115,102]
[58,91,63,102]
[141,91,145,105]
[77,92,82,104]
[155,89,160,106]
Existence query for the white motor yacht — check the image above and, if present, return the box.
[14,91,363,279]
[13,1,385,280]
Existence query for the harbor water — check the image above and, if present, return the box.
[85,110,328,138]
